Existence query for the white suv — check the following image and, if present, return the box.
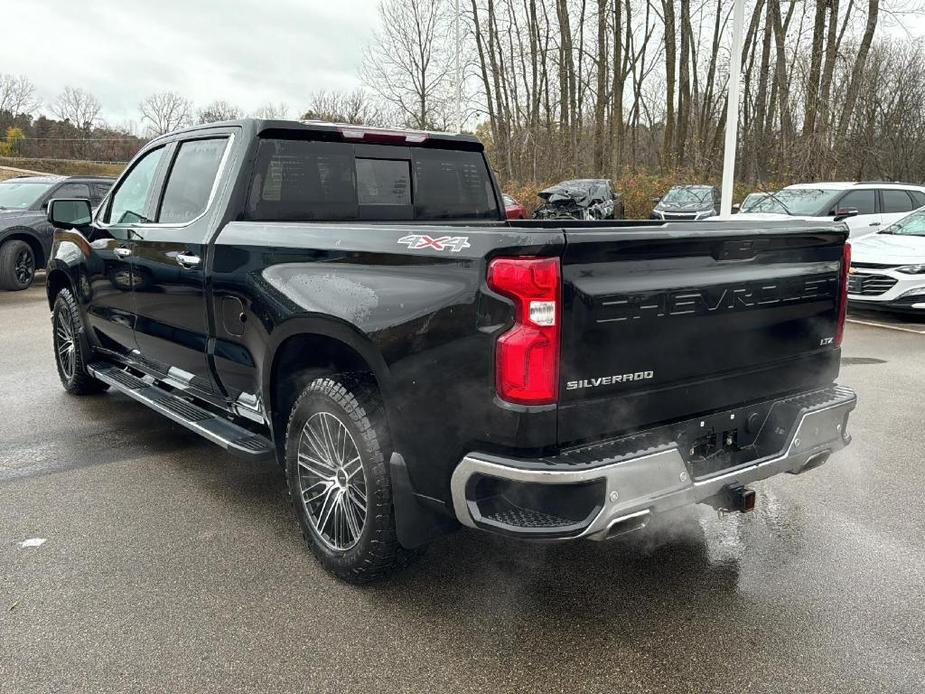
[729,182,925,238]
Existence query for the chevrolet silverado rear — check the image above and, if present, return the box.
[453,221,855,540]
[45,119,856,582]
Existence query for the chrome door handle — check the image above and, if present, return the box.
[113,246,132,258]
[175,251,201,269]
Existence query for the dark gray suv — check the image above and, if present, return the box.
[0,175,114,289]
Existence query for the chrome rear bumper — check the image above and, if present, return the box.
[451,386,856,540]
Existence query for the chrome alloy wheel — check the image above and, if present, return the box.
[297,411,368,551]
[54,309,77,380]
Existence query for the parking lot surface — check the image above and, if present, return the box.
[1,279,923,693]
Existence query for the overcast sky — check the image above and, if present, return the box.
[6,0,925,130]
[5,0,378,127]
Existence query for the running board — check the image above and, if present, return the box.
[88,362,274,460]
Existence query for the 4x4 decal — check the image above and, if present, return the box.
[397,234,471,253]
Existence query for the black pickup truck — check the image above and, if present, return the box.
[45,119,856,582]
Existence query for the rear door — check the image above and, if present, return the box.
[557,224,846,444]
[880,189,917,229]
[130,134,232,394]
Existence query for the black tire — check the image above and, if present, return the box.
[52,288,109,395]
[0,239,36,291]
[284,374,405,583]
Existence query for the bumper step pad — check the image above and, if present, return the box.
[88,362,273,460]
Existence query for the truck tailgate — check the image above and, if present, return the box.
[558,222,848,444]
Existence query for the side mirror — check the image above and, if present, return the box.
[652,196,661,204]
[833,207,859,221]
[47,198,93,228]
[732,203,741,213]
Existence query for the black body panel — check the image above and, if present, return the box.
[44,118,851,520]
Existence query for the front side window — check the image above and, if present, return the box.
[158,138,228,224]
[882,189,915,214]
[834,190,876,215]
[106,147,165,224]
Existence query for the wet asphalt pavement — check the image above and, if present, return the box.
[1,279,923,693]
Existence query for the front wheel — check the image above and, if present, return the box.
[52,288,109,395]
[284,375,405,583]
[0,239,36,290]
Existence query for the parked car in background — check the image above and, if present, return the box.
[0,175,114,290]
[533,179,624,220]
[736,191,771,213]
[848,206,925,313]
[502,193,526,220]
[726,182,925,239]
[651,185,720,220]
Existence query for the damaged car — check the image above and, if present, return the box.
[533,179,624,220]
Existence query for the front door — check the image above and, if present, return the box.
[130,136,231,395]
[85,145,168,355]
[834,189,880,238]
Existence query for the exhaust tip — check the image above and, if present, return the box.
[788,451,831,475]
[604,510,651,539]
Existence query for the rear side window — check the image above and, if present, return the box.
[882,189,915,214]
[158,138,228,224]
[246,138,499,222]
[911,191,925,208]
[834,190,876,215]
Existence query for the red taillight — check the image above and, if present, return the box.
[487,257,561,405]
[835,242,851,347]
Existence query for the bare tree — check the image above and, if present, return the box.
[52,87,101,129]
[301,89,385,125]
[0,74,39,115]
[197,99,242,124]
[139,91,193,136]
[361,0,452,129]
[252,102,290,119]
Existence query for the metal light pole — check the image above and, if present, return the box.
[455,0,462,132]
[719,0,746,216]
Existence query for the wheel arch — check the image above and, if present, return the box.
[1,229,46,269]
[45,267,73,310]
[264,318,393,448]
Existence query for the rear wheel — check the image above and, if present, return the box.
[0,239,36,291]
[52,288,108,395]
[284,375,405,583]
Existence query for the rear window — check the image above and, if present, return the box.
[245,139,499,222]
